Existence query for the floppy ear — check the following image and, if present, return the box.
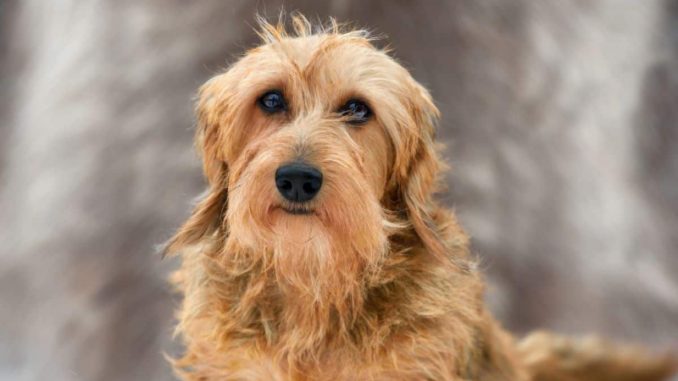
[163,76,230,256]
[395,82,450,263]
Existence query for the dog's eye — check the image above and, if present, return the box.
[258,90,286,113]
[338,99,372,125]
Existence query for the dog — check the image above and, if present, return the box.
[165,15,676,381]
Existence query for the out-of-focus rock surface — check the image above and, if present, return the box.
[1,1,676,380]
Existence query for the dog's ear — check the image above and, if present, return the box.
[195,75,231,185]
[163,187,227,256]
[163,76,230,256]
[393,81,449,262]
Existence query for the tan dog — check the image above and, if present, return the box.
[165,15,675,381]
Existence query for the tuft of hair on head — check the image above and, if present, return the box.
[254,11,372,44]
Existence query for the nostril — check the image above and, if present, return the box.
[302,182,316,194]
[280,180,293,191]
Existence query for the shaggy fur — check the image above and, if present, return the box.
[166,15,676,381]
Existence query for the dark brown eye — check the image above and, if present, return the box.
[258,90,286,113]
[338,99,372,125]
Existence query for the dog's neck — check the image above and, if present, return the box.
[201,228,434,359]
[224,239,373,323]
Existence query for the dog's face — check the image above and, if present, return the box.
[170,19,444,303]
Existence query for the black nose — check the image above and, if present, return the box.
[275,163,323,202]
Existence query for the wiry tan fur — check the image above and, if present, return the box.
[165,15,676,381]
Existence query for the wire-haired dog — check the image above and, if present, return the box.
[165,15,675,381]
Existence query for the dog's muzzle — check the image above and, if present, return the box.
[275,163,323,202]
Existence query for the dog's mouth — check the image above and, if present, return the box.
[275,205,316,215]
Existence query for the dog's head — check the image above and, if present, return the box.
[168,15,445,301]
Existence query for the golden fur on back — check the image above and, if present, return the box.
[165,15,676,381]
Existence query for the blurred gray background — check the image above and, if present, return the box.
[1,1,677,380]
